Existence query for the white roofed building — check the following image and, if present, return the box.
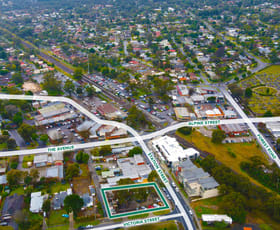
[202,214,232,225]
[152,136,200,166]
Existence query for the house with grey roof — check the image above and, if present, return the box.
[2,194,24,220]
[174,159,219,199]
[52,191,67,210]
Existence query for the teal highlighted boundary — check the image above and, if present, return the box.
[101,182,169,219]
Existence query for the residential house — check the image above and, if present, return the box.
[52,189,72,210]
[81,193,93,210]
[30,192,48,213]
[174,160,219,199]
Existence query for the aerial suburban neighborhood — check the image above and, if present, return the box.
[0,0,279,230]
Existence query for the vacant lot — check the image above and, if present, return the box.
[72,176,92,196]
[177,130,269,189]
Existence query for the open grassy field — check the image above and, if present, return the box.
[176,130,270,189]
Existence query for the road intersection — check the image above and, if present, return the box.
[1,93,280,229]
[0,93,194,230]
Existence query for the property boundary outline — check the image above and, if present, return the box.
[101,182,170,219]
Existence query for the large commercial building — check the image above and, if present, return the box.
[34,102,77,126]
[151,136,200,166]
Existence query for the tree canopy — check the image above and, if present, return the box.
[64,194,84,216]
[211,129,226,144]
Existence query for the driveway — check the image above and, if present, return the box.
[8,130,26,147]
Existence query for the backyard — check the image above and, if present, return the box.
[22,155,34,168]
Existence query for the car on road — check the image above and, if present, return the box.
[172,182,176,187]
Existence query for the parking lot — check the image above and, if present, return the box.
[44,117,83,143]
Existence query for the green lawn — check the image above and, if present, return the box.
[191,196,223,218]
[48,209,69,226]
[126,220,178,230]
[127,213,149,220]
[74,219,100,228]
[22,155,34,168]
[10,186,24,196]
[50,182,70,194]
[176,131,271,190]
[153,209,171,216]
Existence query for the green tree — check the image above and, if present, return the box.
[30,168,39,184]
[64,194,84,216]
[76,86,83,96]
[7,138,17,150]
[178,127,192,136]
[244,87,252,98]
[76,151,89,164]
[128,146,142,157]
[12,72,23,85]
[66,164,79,180]
[12,112,23,126]
[86,85,95,97]
[99,145,112,155]
[90,147,100,156]
[264,110,273,117]
[211,129,226,144]
[24,174,32,185]
[18,123,36,142]
[126,105,149,129]
[220,192,247,223]
[63,79,75,96]
[73,67,83,81]
[40,134,49,144]
[7,169,22,187]
[118,178,134,185]
[42,72,62,95]
[42,199,51,216]
[148,170,158,182]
